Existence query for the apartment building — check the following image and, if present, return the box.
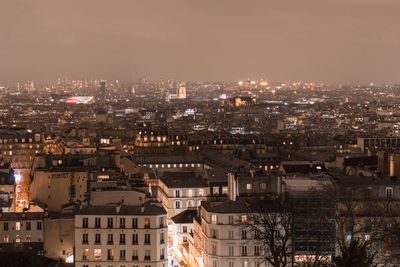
[0,212,44,254]
[157,172,209,221]
[190,200,266,267]
[75,203,168,267]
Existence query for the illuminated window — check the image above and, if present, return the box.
[144,218,150,228]
[82,248,89,260]
[198,189,204,197]
[246,184,252,190]
[222,186,228,195]
[16,222,20,231]
[213,187,219,195]
[187,189,193,197]
[4,235,8,243]
[26,234,31,242]
[94,249,102,260]
[241,215,247,224]
[212,214,218,224]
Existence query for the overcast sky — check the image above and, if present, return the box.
[1,0,400,84]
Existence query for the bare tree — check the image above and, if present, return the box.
[245,200,293,267]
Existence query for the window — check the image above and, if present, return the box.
[107,249,114,260]
[95,233,101,244]
[222,186,228,195]
[246,184,252,190]
[144,218,150,228]
[159,217,164,228]
[183,236,187,242]
[183,226,187,233]
[132,218,138,228]
[160,232,165,244]
[132,249,138,260]
[82,233,88,244]
[108,234,114,244]
[16,222,21,231]
[144,249,151,260]
[4,222,8,231]
[175,190,181,197]
[145,233,151,244]
[254,246,260,256]
[120,234,126,244]
[213,186,219,195]
[187,189,194,197]
[211,229,217,238]
[4,235,8,243]
[229,231,234,239]
[241,215,247,224]
[229,262,235,267]
[120,218,125,228]
[198,189,204,197]
[229,246,234,256]
[95,217,101,228]
[83,217,89,228]
[107,218,113,228]
[366,187,372,199]
[120,249,126,260]
[260,183,267,190]
[94,249,101,261]
[15,235,20,243]
[187,200,194,207]
[211,215,217,224]
[242,246,247,256]
[26,234,31,242]
[26,222,31,231]
[160,248,165,260]
[175,201,181,209]
[82,248,89,260]
[132,234,138,244]
[386,187,393,199]
[37,221,42,230]
[228,216,233,224]
[242,230,247,239]
[212,244,217,255]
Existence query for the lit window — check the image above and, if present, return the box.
[246,184,252,190]
[94,249,101,260]
[211,215,217,224]
[16,222,20,231]
[241,215,247,224]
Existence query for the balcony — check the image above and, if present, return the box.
[94,240,101,245]
[132,256,139,260]
[160,255,165,260]
[107,241,113,245]
[144,256,151,261]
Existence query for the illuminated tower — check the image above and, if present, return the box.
[177,83,186,99]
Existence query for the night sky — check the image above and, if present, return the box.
[1,0,400,83]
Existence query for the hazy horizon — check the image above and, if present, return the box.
[1,0,400,84]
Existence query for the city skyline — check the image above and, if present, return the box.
[1,0,400,84]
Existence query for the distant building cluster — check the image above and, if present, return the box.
[0,78,398,266]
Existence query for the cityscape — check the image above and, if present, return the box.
[1,1,400,267]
